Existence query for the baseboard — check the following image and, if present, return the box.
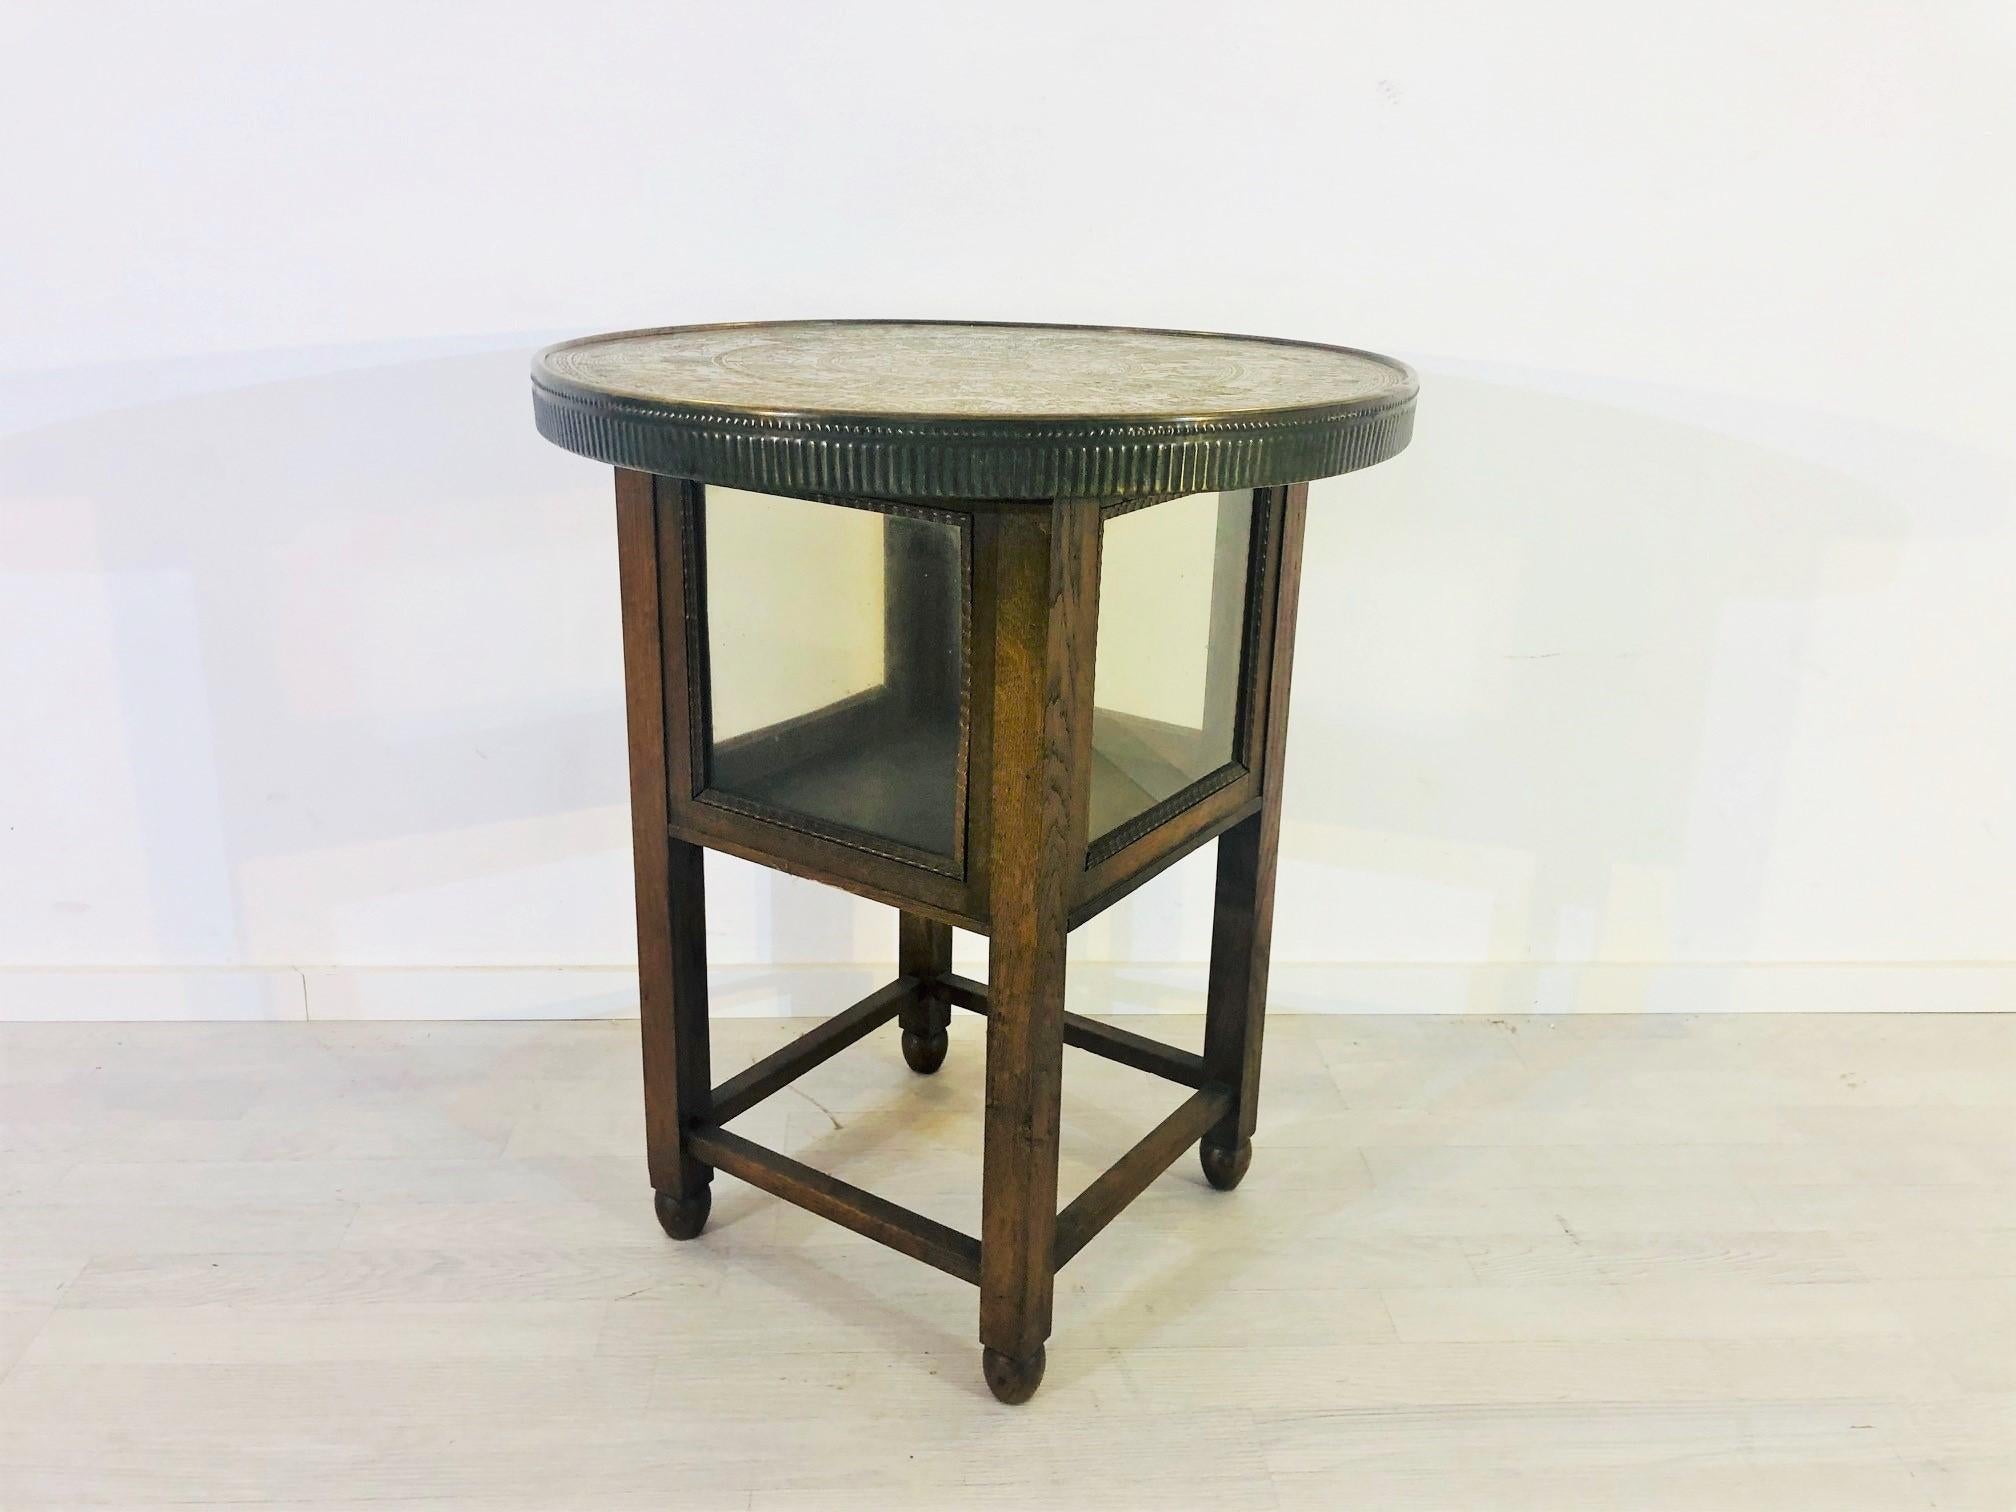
[0,969,309,1022]
[298,965,891,1021]
[0,962,2009,1022]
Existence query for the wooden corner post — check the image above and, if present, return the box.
[977,500,1100,1404]
[1200,482,1309,1190]
[614,469,715,1240]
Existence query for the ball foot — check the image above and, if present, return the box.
[653,1186,711,1240]
[982,1344,1046,1405]
[1200,1137,1252,1191]
[901,1026,949,1074]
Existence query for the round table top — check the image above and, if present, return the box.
[531,320,1415,500]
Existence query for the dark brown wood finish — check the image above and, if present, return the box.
[615,470,713,1230]
[1231,487,1282,777]
[650,475,702,802]
[618,473,1315,1394]
[543,323,1413,1405]
[665,802,982,930]
[1074,774,1261,925]
[689,1125,981,1284]
[1055,1085,1232,1265]
[1200,481,1310,1186]
[959,510,1001,919]
[897,913,953,1072]
[977,501,1101,1381]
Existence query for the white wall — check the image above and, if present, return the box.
[3,1,2011,1018]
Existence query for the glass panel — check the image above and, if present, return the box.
[701,487,965,859]
[1090,490,1254,841]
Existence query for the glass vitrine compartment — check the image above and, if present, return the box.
[699,487,966,862]
[1090,490,1256,842]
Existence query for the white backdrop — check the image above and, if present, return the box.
[3,1,2011,1019]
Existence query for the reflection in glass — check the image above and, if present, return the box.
[702,487,964,859]
[1090,490,1254,841]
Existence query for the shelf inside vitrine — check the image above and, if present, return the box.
[1089,707,1229,841]
[706,696,1233,867]
[707,692,961,859]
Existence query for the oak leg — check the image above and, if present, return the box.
[1199,812,1274,1189]
[977,503,1100,1404]
[897,912,952,1073]
[1200,483,1307,1190]
[643,837,712,1237]
[615,470,713,1239]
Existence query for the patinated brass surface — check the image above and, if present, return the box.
[542,321,1411,417]
[532,319,1415,499]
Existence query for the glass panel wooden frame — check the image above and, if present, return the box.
[1085,490,1269,868]
[683,486,974,880]
[652,478,1284,933]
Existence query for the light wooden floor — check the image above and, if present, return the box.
[1,1011,2010,1510]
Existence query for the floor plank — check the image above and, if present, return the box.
[0,1011,2007,1508]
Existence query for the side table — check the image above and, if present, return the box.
[530,320,1416,1401]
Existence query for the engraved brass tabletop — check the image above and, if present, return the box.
[534,318,1415,499]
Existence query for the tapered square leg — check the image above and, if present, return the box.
[976,503,1100,1403]
[1200,481,1307,1189]
[1199,812,1272,1189]
[897,913,952,1073]
[615,472,714,1237]
[642,836,712,1237]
